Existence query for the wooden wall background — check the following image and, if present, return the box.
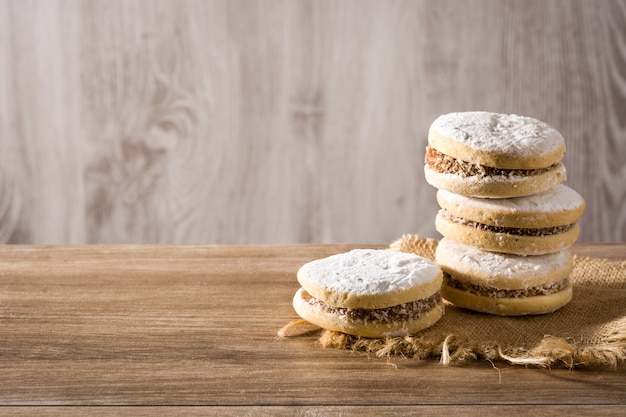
[1,0,625,244]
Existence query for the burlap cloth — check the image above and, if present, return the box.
[279,235,626,369]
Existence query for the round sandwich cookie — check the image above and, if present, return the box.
[435,238,573,316]
[435,184,585,255]
[292,249,444,338]
[424,111,567,198]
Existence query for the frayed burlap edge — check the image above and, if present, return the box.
[278,235,626,369]
[317,326,626,369]
[278,320,626,369]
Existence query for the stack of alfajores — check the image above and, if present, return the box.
[424,111,585,316]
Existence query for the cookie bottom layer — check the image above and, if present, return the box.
[424,162,566,198]
[435,211,579,255]
[441,284,573,316]
[293,288,445,338]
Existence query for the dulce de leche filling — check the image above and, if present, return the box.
[443,272,570,298]
[441,210,576,237]
[302,290,441,324]
[425,147,559,178]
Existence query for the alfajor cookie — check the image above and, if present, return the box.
[435,238,573,316]
[292,249,444,338]
[435,184,585,255]
[424,111,567,198]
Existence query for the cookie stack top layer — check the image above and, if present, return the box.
[424,111,567,198]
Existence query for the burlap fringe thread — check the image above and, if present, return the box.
[278,320,626,369]
[278,235,626,369]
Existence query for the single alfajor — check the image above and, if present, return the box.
[435,184,585,255]
[424,111,567,198]
[435,238,573,316]
[292,249,444,338]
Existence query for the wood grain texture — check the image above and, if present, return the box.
[0,244,624,412]
[2,405,626,417]
[1,0,625,243]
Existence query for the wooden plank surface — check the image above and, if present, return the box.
[1,1,626,244]
[0,244,624,414]
[1,405,626,417]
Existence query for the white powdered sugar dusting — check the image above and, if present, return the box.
[299,249,441,295]
[436,239,572,279]
[438,184,585,213]
[431,112,564,157]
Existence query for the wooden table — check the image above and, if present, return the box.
[1,244,624,416]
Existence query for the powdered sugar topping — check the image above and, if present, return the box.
[436,238,572,279]
[431,112,564,157]
[299,249,441,295]
[438,184,585,214]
